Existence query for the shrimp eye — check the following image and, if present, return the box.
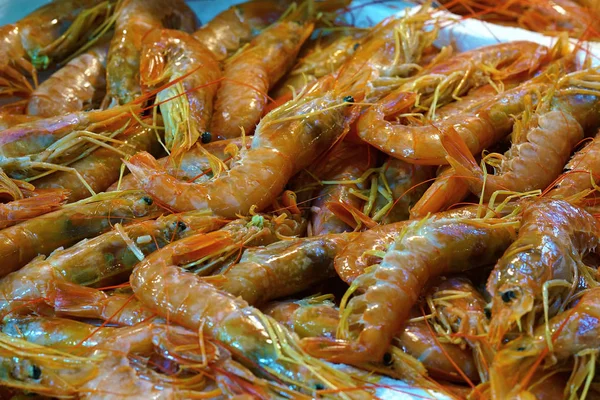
[315,383,325,390]
[30,365,41,380]
[484,305,492,319]
[142,196,153,206]
[177,221,187,232]
[201,131,212,144]
[501,290,517,303]
[383,352,393,366]
[517,346,526,351]
[343,95,355,104]
[353,42,360,51]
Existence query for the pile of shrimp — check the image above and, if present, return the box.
[4,0,600,399]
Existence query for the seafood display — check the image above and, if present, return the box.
[3,0,600,399]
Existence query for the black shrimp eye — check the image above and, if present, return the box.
[201,131,212,144]
[353,42,360,51]
[517,346,526,351]
[484,306,492,319]
[30,365,41,380]
[501,290,518,303]
[177,221,187,232]
[383,352,393,366]
[315,383,325,391]
[142,196,153,206]
[343,95,355,104]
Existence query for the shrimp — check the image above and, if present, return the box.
[104,0,196,106]
[0,189,69,229]
[489,286,600,399]
[0,190,159,277]
[0,211,225,317]
[487,198,600,346]
[309,143,375,235]
[410,167,470,218]
[192,0,293,61]
[27,40,109,117]
[334,206,481,283]
[130,231,372,397]
[0,114,39,130]
[443,69,600,201]
[302,215,514,364]
[357,44,558,165]
[218,232,357,306]
[547,130,600,200]
[109,137,249,191]
[0,0,115,97]
[139,29,221,155]
[32,119,163,202]
[210,17,314,139]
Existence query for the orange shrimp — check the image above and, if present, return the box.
[210,19,314,139]
[192,0,294,61]
[487,198,600,346]
[139,29,221,155]
[0,190,159,278]
[489,286,600,399]
[334,206,481,283]
[0,189,69,229]
[104,0,196,106]
[443,70,600,201]
[410,167,470,218]
[27,40,109,117]
[32,119,163,202]
[109,137,249,191]
[309,143,375,235]
[0,0,114,97]
[218,232,358,306]
[0,211,225,318]
[130,230,371,396]
[0,114,39,130]
[547,129,600,200]
[302,214,514,365]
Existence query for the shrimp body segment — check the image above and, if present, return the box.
[303,216,514,364]
[487,199,600,345]
[140,29,221,154]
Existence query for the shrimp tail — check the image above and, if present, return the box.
[0,189,70,229]
[51,280,104,316]
[171,231,234,265]
[325,200,377,229]
[441,128,483,185]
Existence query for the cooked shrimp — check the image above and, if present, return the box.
[334,206,480,283]
[104,0,196,106]
[218,232,357,306]
[27,40,109,117]
[33,119,162,201]
[0,211,225,317]
[489,286,600,399]
[131,230,371,397]
[309,143,375,235]
[0,189,69,229]
[139,29,221,155]
[109,137,249,191]
[0,0,113,97]
[444,70,600,201]
[0,190,159,277]
[192,0,293,61]
[210,19,314,139]
[487,198,600,345]
[410,167,469,218]
[303,215,514,364]
[547,130,600,200]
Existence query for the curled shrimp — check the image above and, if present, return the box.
[0,190,159,277]
[302,215,514,365]
[139,29,221,155]
[32,118,163,201]
[104,0,196,106]
[27,40,109,117]
[444,69,600,201]
[130,230,372,397]
[487,198,600,345]
[489,286,600,399]
[218,232,358,306]
[0,211,225,318]
[0,0,116,97]
[210,16,314,139]
[357,43,556,165]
